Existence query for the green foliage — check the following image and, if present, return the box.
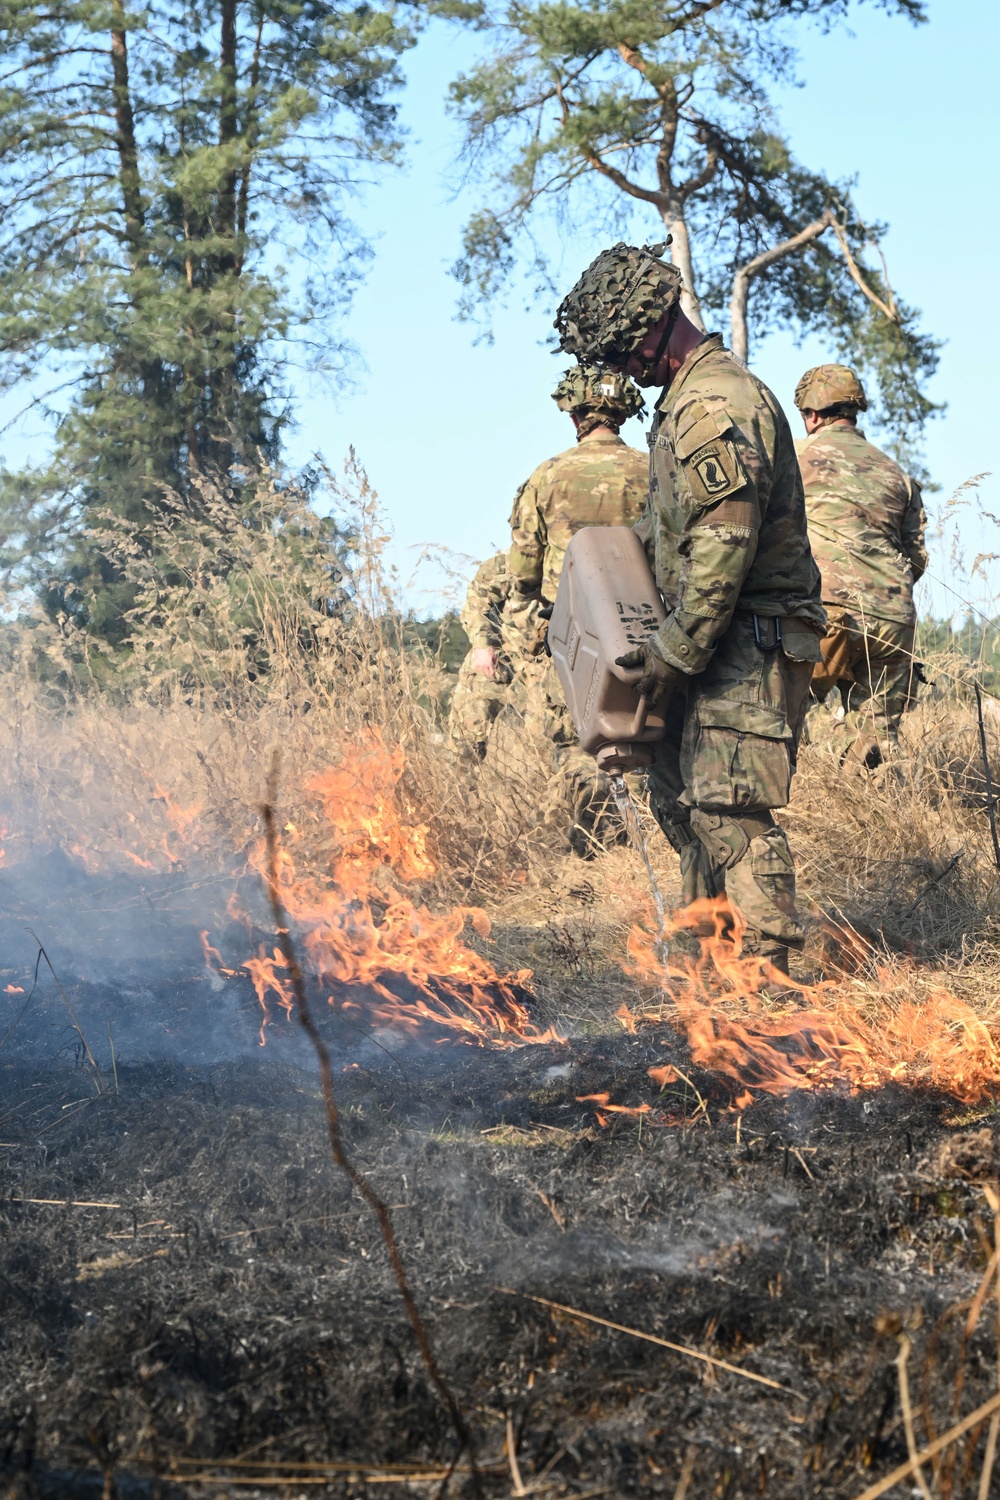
[917,615,1000,696]
[0,0,417,637]
[407,612,470,673]
[449,0,939,470]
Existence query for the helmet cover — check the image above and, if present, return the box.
[552,362,646,421]
[554,241,682,365]
[794,363,868,413]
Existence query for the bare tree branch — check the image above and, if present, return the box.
[831,218,899,323]
[730,209,835,361]
[583,143,664,208]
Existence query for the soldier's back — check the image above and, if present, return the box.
[526,431,647,600]
[797,426,918,624]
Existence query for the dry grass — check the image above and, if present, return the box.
[1,459,1000,1043]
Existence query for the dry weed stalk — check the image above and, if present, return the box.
[497,1288,795,1394]
[260,752,482,1499]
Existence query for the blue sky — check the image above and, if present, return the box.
[280,0,997,617]
[0,1,994,619]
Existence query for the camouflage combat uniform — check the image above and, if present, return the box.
[507,429,649,618]
[638,335,826,953]
[555,241,828,952]
[506,429,648,850]
[448,552,513,758]
[795,381,927,764]
[504,367,648,853]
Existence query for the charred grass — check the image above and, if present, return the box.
[4,482,1000,1494]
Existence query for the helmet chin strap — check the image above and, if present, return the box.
[644,302,679,382]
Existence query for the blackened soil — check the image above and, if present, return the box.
[3,977,1000,1499]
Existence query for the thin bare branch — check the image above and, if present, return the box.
[831,219,898,323]
[730,210,835,361]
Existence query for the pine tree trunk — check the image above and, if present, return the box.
[662,209,705,331]
[213,0,240,479]
[109,0,146,262]
[219,0,239,255]
[730,212,835,362]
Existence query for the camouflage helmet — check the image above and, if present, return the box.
[554,241,683,366]
[552,363,646,422]
[794,363,868,414]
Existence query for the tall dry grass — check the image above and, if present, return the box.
[1,456,999,1013]
[0,458,560,914]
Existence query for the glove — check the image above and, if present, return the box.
[615,639,688,715]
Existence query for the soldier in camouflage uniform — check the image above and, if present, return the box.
[794,364,928,768]
[555,242,826,971]
[505,363,648,854]
[448,552,513,759]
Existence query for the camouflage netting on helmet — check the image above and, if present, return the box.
[552,363,646,422]
[794,363,868,413]
[554,242,683,365]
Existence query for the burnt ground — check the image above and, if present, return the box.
[2,864,1000,1498]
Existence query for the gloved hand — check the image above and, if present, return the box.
[615,638,687,715]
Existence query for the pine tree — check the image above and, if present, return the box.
[0,0,415,638]
[449,0,940,470]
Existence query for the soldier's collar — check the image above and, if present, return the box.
[654,332,725,410]
[578,429,624,444]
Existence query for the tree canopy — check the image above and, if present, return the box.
[449,0,940,470]
[0,0,420,636]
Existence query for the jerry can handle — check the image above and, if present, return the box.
[628,694,649,737]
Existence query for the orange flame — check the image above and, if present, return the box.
[231,732,560,1048]
[627,897,1000,1106]
[576,1092,652,1128]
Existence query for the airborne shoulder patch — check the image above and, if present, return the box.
[683,438,747,506]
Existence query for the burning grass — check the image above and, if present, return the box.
[5,468,1000,1493]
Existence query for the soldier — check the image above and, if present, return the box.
[505,363,648,854]
[448,551,513,760]
[794,363,928,768]
[554,241,826,973]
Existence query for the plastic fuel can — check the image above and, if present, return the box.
[548,526,668,773]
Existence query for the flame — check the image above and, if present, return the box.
[153,785,202,867]
[229,732,560,1048]
[626,897,1000,1105]
[69,842,101,873]
[576,1092,652,1128]
[52,786,204,876]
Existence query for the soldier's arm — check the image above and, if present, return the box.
[633,487,654,563]
[460,557,505,648]
[507,468,547,600]
[901,477,929,583]
[653,401,762,674]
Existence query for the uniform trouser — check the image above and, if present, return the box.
[646,614,816,952]
[517,657,625,855]
[448,651,512,757]
[811,611,916,766]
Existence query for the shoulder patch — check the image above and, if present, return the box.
[683,437,747,505]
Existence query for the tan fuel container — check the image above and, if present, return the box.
[548,526,668,773]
